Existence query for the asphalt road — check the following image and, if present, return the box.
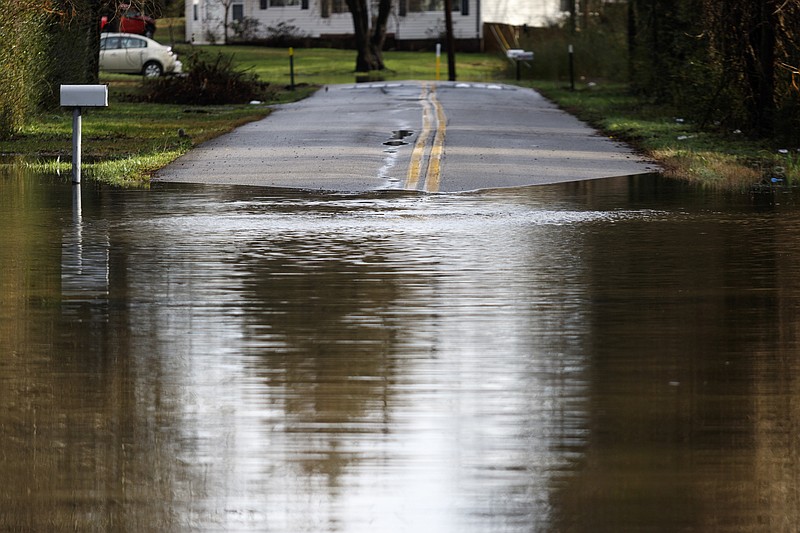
[155,81,658,193]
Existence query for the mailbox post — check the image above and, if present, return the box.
[60,85,108,184]
[506,49,534,81]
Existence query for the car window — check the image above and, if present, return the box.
[121,37,147,49]
[100,37,121,50]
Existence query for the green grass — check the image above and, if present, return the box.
[529,80,796,187]
[174,45,507,86]
[8,100,276,186]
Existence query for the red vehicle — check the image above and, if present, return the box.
[100,4,156,39]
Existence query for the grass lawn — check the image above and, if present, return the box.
[12,102,278,186]
[186,46,508,86]
[529,80,800,187]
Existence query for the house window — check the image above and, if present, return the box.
[407,0,459,12]
[232,4,244,20]
[193,4,199,20]
[270,0,300,6]
[461,0,468,15]
[560,0,573,11]
[260,0,267,8]
[321,0,347,16]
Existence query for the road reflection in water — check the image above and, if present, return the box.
[2,168,800,531]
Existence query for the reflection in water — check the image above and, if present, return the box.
[2,168,800,531]
[62,183,109,303]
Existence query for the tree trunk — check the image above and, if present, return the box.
[87,0,103,82]
[223,2,231,44]
[580,0,590,31]
[368,0,392,70]
[627,0,636,83]
[346,0,387,72]
[568,0,576,34]
[347,0,374,71]
[746,0,776,136]
[444,0,456,81]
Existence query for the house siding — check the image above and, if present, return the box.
[482,0,564,27]
[186,0,561,45]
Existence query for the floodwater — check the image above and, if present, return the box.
[3,167,800,532]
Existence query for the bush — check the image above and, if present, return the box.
[230,16,261,42]
[143,51,275,105]
[0,4,45,139]
[0,1,98,139]
[263,20,308,47]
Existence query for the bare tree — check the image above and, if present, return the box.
[628,0,799,139]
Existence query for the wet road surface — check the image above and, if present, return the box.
[155,81,656,192]
[4,168,800,531]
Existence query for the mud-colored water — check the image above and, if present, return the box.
[2,168,800,532]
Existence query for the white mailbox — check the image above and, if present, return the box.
[507,50,534,81]
[60,85,109,184]
[60,85,108,108]
[506,49,534,61]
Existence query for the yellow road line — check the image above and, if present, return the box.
[405,84,432,190]
[424,86,447,193]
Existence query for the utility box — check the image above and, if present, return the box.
[60,85,108,108]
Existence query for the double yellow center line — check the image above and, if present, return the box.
[405,83,446,192]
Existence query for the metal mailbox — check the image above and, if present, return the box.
[506,49,534,61]
[60,85,108,108]
[60,85,109,184]
[506,50,534,81]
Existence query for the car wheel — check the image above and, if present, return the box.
[143,61,163,78]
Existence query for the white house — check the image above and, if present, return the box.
[185,0,570,46]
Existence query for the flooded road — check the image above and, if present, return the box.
[156,82,654,192]
[3,168,800,531]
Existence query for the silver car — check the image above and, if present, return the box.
[99,33,182,77]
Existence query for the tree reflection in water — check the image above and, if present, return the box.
[2,172,800,531]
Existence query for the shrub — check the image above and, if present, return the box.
[0,1,98,139]
[230,16,261,42]
[143,51,275,105]
[263,20,308,47]
[0,4,45,139]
